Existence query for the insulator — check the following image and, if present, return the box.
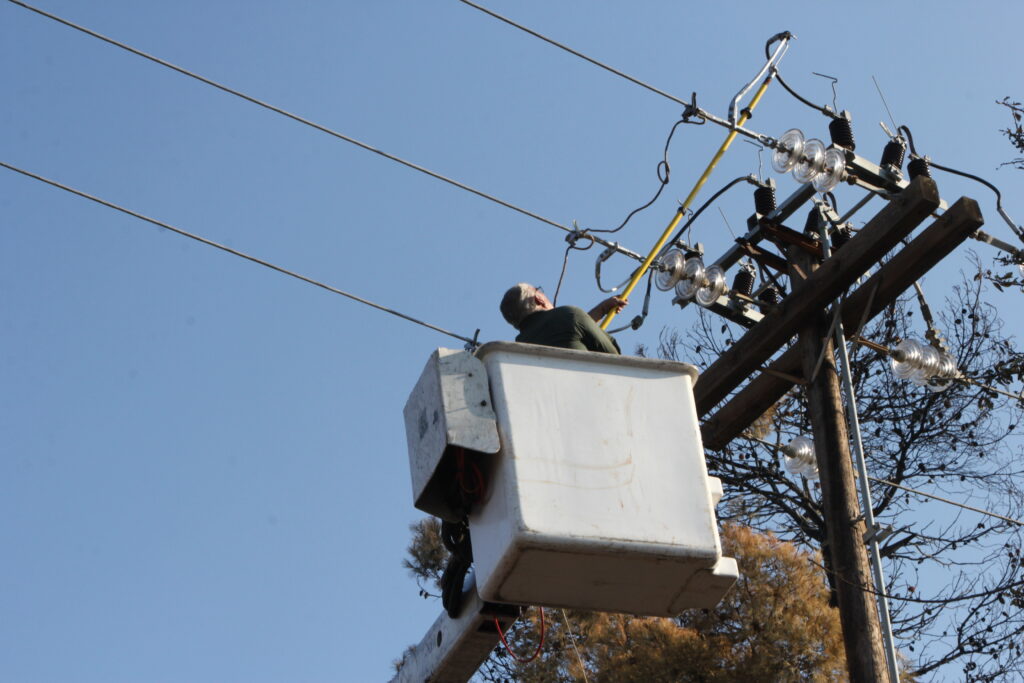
[831,225,852,251]
[908,156,932,180]
[754,185,777,216]
[758,286,781,305]
[733,268,756,297]
[793,139,826,184]
[804,207,822,233]
[772,129,805,173]
[783,436,818,480]
[910,345,943,385]
[695,265,728,307]
[674,257,705,301]
[880,138,906,170]
[828,117,856,151]
[812,148,847,193]
[654,249,686,291]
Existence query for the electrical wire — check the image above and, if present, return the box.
[560,609,591,683]
[495,607,546,664]
[808,555,1024,606]
[899,125,1024,241]
[607,270,653,334]
[588,117,691,235]
[764,35,835,118]
[7,0,576,238]
[669,175,754,246]
[866,476,1024,528]
[552,231,595,306]
[456,0,688,107]
[742,434,1024,527]
[594,246,634,294]
[1,160,478,345]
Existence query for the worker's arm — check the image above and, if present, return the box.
[587,296,627,323]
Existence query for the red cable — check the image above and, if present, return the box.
[454,447,487,502]
[494,606,545,664]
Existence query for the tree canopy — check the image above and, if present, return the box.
[400,520,849,682]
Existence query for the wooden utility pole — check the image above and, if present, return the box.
[790,245,890,683]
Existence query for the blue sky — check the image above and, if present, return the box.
[3,1,1023,681]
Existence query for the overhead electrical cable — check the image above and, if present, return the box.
[456,2,785,149]
[589,116,692,235]
[740,434,1024,527]
[7,0,647,257]
[898,125,1024,242]
[456,0,688,107]
[865,475,1024,528]
[1,160,478,345]
[810,556,1024,605]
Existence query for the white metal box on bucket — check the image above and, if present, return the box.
[470,342,737,617]
[403,348,501,522]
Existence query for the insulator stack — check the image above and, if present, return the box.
[908,156,932,180]
[753,185,777,216]
[732,268,756,297]
[880,138,906,170]
[828,117,856,151]
[758,286,781,305]
[890,338,959,393]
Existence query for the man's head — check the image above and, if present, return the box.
[500,282,553,329]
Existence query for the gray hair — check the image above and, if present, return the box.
[500,282,541,329]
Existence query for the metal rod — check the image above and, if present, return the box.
[838,192,876,224]
[730,37,789,123]
[693,107,777,147]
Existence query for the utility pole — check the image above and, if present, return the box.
[790,245,890,683]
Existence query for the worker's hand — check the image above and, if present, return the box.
[588,296,627,322]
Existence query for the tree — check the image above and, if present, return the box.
[655,265,1024,681]
[998,97,1024,170]
[399,519,850,682]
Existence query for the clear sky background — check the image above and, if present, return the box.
[3,1,1023,681]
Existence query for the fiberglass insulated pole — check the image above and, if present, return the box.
[598,40,794,331]
[600,79,769,328]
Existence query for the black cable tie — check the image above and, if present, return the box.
[682,92,700,121]
[740,107,754,120]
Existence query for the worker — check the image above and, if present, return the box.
[429,283,628,619]
[499,282,626,354]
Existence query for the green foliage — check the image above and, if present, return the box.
[400,521,854,682]
[998,97,1024,170]
[403,517,446,599]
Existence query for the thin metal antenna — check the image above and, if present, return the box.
[718,207,737,239]
[871,75,900,135]
[812,72,839,111]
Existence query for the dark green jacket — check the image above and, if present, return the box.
[516,306,621,354]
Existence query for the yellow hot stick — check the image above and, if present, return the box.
[600,75,774,330]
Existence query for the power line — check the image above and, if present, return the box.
[865,475,1023,528]
[1,160,478,345]
[456,0,688,107]
[7,0,572,237]
[740,434,1024,527]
